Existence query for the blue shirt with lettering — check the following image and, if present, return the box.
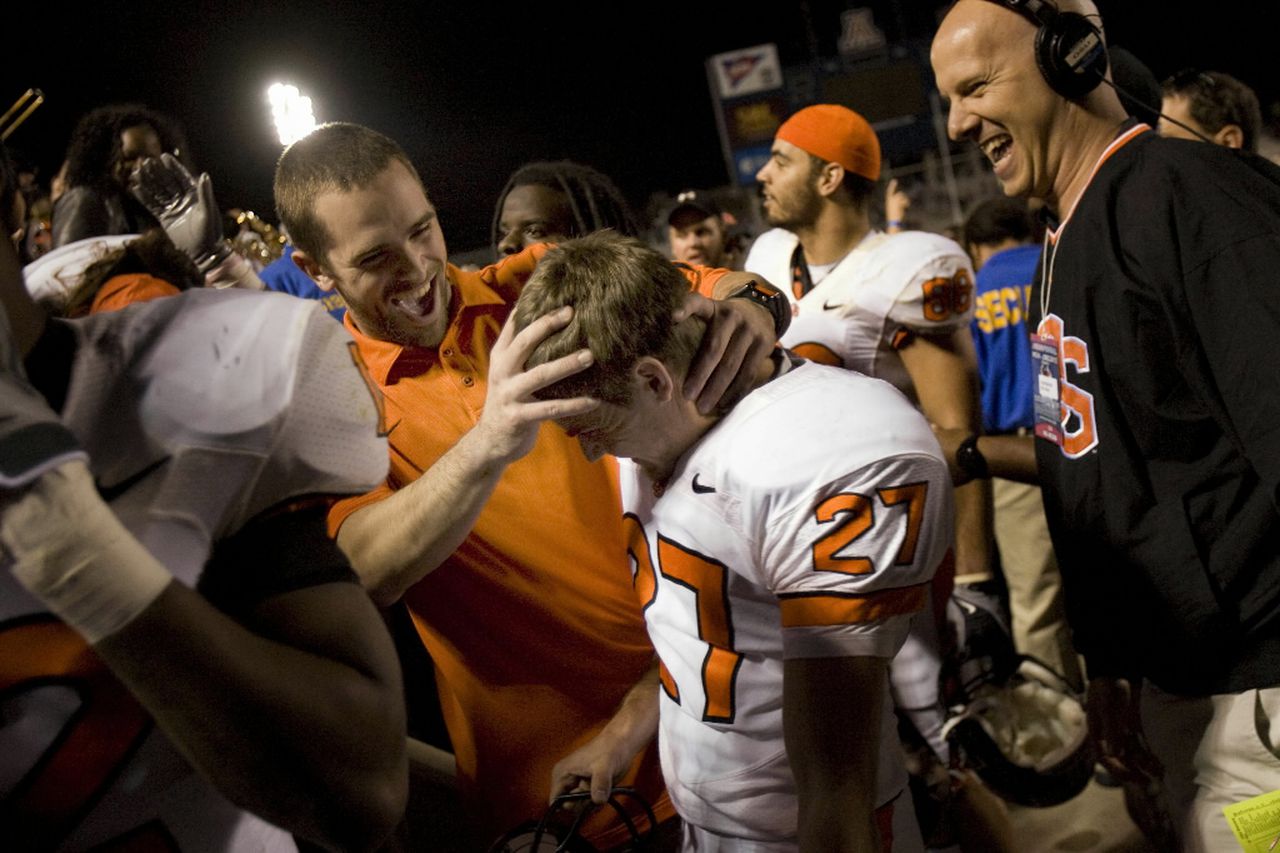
[970,243,1041,433]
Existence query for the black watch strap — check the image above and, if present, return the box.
[727,279,791,339]
[956,433,990,481]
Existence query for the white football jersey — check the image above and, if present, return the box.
[621,361,953,842]
[745,228,975,396]
[0,289,388,850]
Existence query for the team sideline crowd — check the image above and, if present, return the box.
[3,1,1279,851]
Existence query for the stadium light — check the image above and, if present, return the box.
[267,83,317,147]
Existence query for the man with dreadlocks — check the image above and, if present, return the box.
[52,104,189,248]
[493,160,639,258]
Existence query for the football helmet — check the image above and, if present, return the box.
[942,656,1094,807]
[945,580,1020,697]
[486,786,658,853]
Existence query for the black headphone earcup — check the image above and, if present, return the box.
[1034,11,1108,99]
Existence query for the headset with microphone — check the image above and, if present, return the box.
[983,0,1222,145]
[985,0,1108,98]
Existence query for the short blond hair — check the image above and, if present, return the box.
[513,232,703,404]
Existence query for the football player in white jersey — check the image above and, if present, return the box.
[746,104,989,597]
[0,228,407,851]
[513,232,954,851]
[745,105,1019,849]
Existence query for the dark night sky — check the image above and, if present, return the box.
[5,1,1270,253]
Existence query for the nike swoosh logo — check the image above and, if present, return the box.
[96,456,170,503]
[691,474,716,494]
[822,301,842,311]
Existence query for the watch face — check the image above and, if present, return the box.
[731,280,790,338]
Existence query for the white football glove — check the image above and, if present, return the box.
[129,153,231,273]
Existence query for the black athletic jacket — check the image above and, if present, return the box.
[1032,124,1280,696]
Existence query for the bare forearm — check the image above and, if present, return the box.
[785,657,885,853]
[953,477,995,583]
[932,428,1040,486]
[337,424,512,605]
[904,332,983,436]
[797,788,878,853]
[96,582,407,851]
[901,331,992,581]
[550,663,660,802]
[979,434,1039,483]
[600,664,661,758]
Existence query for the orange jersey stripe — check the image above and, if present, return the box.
[779,583,928,628]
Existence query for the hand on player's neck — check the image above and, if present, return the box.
[644,349,778,485]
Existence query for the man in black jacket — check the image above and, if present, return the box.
[933,2,1280,850]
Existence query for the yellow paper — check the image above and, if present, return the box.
[1224,789,1280,851]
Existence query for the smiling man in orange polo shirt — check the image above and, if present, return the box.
[274,122,782,846]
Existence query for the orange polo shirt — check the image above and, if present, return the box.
[329,245,731,843]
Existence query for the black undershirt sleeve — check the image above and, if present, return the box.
[197,499,359,620]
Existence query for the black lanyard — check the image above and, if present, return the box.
[790,242,813,300]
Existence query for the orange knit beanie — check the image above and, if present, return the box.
[776,104,881,181]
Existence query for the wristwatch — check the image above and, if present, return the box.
[727,279,791,338]
[955,433,990,482]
